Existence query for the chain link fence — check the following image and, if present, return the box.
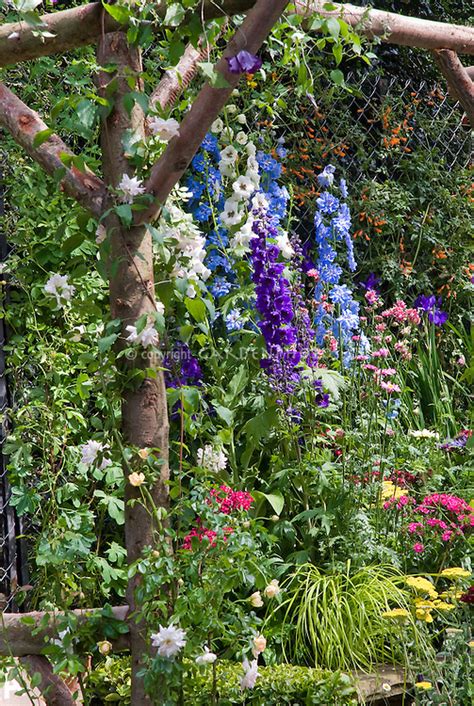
[268,70,471,227]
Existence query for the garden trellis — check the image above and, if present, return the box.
[0,1,473,704]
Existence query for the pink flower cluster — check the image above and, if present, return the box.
[182,523,233,550]
[385,492,474,554]
[209,485,254,513]
[182,485,254,551]
[382,300,421,325]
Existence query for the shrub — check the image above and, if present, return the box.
[84,656,357,705]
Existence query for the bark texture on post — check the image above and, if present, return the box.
[433,49,474,126]
[97,32,169,706]
[138,0,290,223]
[19,655,78,706]
[0,83,106,217]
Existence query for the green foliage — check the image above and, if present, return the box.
[84,656,357,705]
[272,564,428,671]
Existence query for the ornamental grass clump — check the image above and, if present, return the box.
[271,564,425,671]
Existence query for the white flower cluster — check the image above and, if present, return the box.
[117,174,145,203]
[44,274,75,308]
[148,117,180,142]
[80,440,111,470]
[211,124,293,260]
[196,444,228,472]
[126,319,160,348]
[219,141,261,237]
[157,189,211,297]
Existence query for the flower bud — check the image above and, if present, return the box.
[264,579,280,599]
[97,640,112,656]
[252,634,266,656]
[249,591,263,608]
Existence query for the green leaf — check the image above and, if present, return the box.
[261,491,284,516]
[102,3,130,24]
[326,17,341,40]
[76,99,97,130]
[32,129,53,148]
[115,204,133,227]
[76,373,92,400]
[62,232,85,256]
[98,334,118,354]
[214,404,234,426]
[164,3,186,27]
[332,43,343,66]
[184,297,207,323]
[330,69,345,86]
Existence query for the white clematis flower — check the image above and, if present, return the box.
[151,625,187,659]
[195,646,217,665]
[80,440,111,470]
[240,659,259,690]
[149,117,180,141]
[117,174,145,203]
[126,323,159,349]
[44,274,75,308]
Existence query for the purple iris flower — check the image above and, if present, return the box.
[226,50,262,75]
[359,273,380,292]
[428,309,448,326]
[414,294,448,326]
[415,294,437,311]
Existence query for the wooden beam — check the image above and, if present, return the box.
[0,606,129,656]
[0,83,107,217]
[297,1,474,54]
[149,42,214,115]
[138,0,291,224]
[19,655,78,706]
[0,1,255,68]
[433,49,474,126]
[1,0,474,68]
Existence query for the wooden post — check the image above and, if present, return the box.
[96,31,169,706]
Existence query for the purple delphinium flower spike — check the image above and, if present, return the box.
[226,50,262,75]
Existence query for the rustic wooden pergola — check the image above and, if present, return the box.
[0,1,473,704]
